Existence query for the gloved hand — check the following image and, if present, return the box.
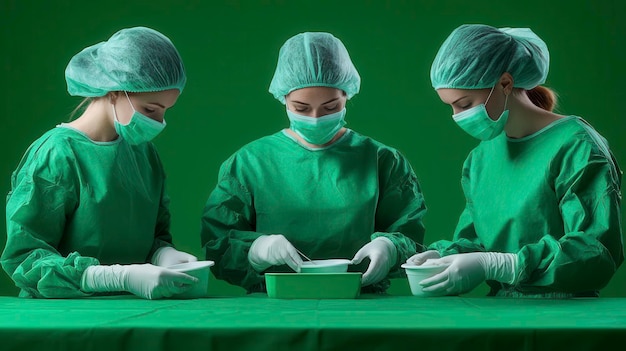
[406,250,441,265]
[419,252,518,295]
[81,264,199,299]
[151,246,198,267]
[351,237,397,286]
[248,234,303,273]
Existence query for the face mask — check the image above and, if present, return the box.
[452,86,509,141]
[287,108,346,145]
[112,91,166,145]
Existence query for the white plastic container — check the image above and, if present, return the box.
[401,263,449,297]
[300,259,351,273]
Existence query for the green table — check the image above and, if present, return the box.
[1,294,625,351]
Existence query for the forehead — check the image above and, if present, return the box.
[286,87,344,104]
[132,89,180,108]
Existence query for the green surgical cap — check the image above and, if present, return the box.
[65,26,186,97]
[269,32,361,104]
[430,24,549,90]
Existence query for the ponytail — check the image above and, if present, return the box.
[68,97,94,121]
[526,86,557,112]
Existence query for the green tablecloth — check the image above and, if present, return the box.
[1,294,625,351]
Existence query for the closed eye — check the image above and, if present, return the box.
[292,103,309,112]
[453,101,472,110]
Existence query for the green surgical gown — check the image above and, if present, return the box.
[430,116,624,297]
[2,125,173,298]
[202,130,426,292]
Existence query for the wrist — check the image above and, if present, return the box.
[484,252,518,284]
[80,265,126,293]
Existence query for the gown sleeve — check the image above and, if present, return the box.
[373,149,427,276]
[201,155,266,291]
[1,140,98,298]
[149,147,175,258]
[515,138,623,293]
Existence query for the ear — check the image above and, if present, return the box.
[498,72,514,95]
[107,91,121,104]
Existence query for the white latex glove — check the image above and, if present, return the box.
[351,237,397,287]
[151,246,198,267]
[419,252,518,295]
[81,264,199,299]
[406,250,441,265]
[248,235,303,273]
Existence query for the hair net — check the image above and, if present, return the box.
[430,24,549,90]
[65,26,186,97]
[269,32,361,104]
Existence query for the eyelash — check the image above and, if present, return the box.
[294,106,338,111]
[144,107,156,114]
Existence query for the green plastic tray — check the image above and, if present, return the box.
[265,272,362,299]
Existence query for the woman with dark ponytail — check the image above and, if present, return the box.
[407,24,623,298]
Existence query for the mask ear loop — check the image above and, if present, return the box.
[123,91,136,111]
[484,85,497,107]
[503,91,509,111]
[110,93,120,123]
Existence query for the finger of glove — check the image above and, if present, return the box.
[155,273,198,298]
[351,246,370,265]
[266,237,293,260]
[407,250,440,265]
[406,254,422,265]
[361,268,387,287]
[182,253,198,263]
[361,269,373,286]
[164,271,199,285]
[165,253,198,266]
[421,279,454,294]
[280,247,303,273]
[406,253,423,264]
[419,256,451,267]
[418,269,449,288]
[167,281,195,296]
[360,256,384,286]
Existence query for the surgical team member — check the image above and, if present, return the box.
[408,24,624,297]
[202,32,426,293]
[2,27,199,299]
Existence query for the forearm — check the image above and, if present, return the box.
[516,233,619,292]
[428,238,485,256]
[2,250,99,298]
[204,228,267,290]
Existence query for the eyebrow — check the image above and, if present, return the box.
[291,97,340,106]
[451,96,468,105]
[291,100,309,105]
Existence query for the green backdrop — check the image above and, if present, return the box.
[1,0,624,297]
